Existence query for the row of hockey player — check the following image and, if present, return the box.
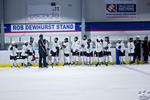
[116,36,150,64]
[45,35,150,67]
[49,35,113,66]
[8,37,36,67]
[8,35,150,67]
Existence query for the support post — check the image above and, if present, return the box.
[0,0,5,49]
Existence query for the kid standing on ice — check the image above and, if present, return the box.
[95,38,104,66]
[127,38,135,64]
[50,37,60,67]
[86,39,93,65]
[21,41,30,67]
[71,36,80,65]
[103,37,113,66]
[80,35,87,64]
[8,41,18,67]
[62,38,71,65]
[116,39,126,64]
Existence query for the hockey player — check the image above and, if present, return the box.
[116,39,126,64]
[28,37,36,65]
[86,39,93,65]
[21,41,30,67]
[62,38,71,65]
[8,41,18,67]
[95,38,104,66]
[103,37,113,66]
[80,35,87,64]
[127,38,135,64]
[71,36,80,65]
[43,39,50,67]
[133,36,141,64]
[51,37,60,67]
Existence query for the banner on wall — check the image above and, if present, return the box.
[105,0,136,18]
[10,24,75,33]
[27,4,61,22]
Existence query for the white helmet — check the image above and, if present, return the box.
[136,35,140,38]
[11,41,16,44]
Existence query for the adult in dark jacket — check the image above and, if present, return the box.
[142,36,149,63]
[38,34,47,68]
[133,36,141,64]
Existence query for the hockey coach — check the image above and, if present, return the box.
[38,34,47,68]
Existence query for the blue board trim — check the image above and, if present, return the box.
[4,22,150,33]
[86,22,150,31]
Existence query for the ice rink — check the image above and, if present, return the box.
[0,64,150,100]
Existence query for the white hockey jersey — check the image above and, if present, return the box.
[28,42,36,53]
[8,45,18,56]
[71,40,80,52]
[103,41,111,52]
[127,42,135,53]
[95,41,103,52]
[86,42,93,53]
[80,39,87,52]
[51,42,60,52]
[116,42,125,52]
[21,45,29,56]
[63,42,70,54]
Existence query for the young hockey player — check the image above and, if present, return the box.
[62,38,71,65]
[21,41,30,67]
[133,36,141,64]
[71,36,80,65]
[43,39,49,67]
[103,37,113,66]
[51,37,60,67]
[116,39,126,64]
[80,35,87,64]
[8,41,18,67]
[86,39,93,65]
[28,37,36,66]
[127,38,135,64]
[95,38,104,66]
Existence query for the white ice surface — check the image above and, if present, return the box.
[0,65,150,100]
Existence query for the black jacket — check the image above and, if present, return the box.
[142,40,149,55]
[134,40,141,53]
[38,39,46,55]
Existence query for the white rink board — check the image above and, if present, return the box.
[0,65,150,100]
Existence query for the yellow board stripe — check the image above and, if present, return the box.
[0,61,149,67]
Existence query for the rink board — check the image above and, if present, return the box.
[0,49,150,67]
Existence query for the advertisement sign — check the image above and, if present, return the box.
[27,4,61,22]
[105,0,136,18]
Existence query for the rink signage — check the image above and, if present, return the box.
[10,24,75,32]
[105,0,136,18]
